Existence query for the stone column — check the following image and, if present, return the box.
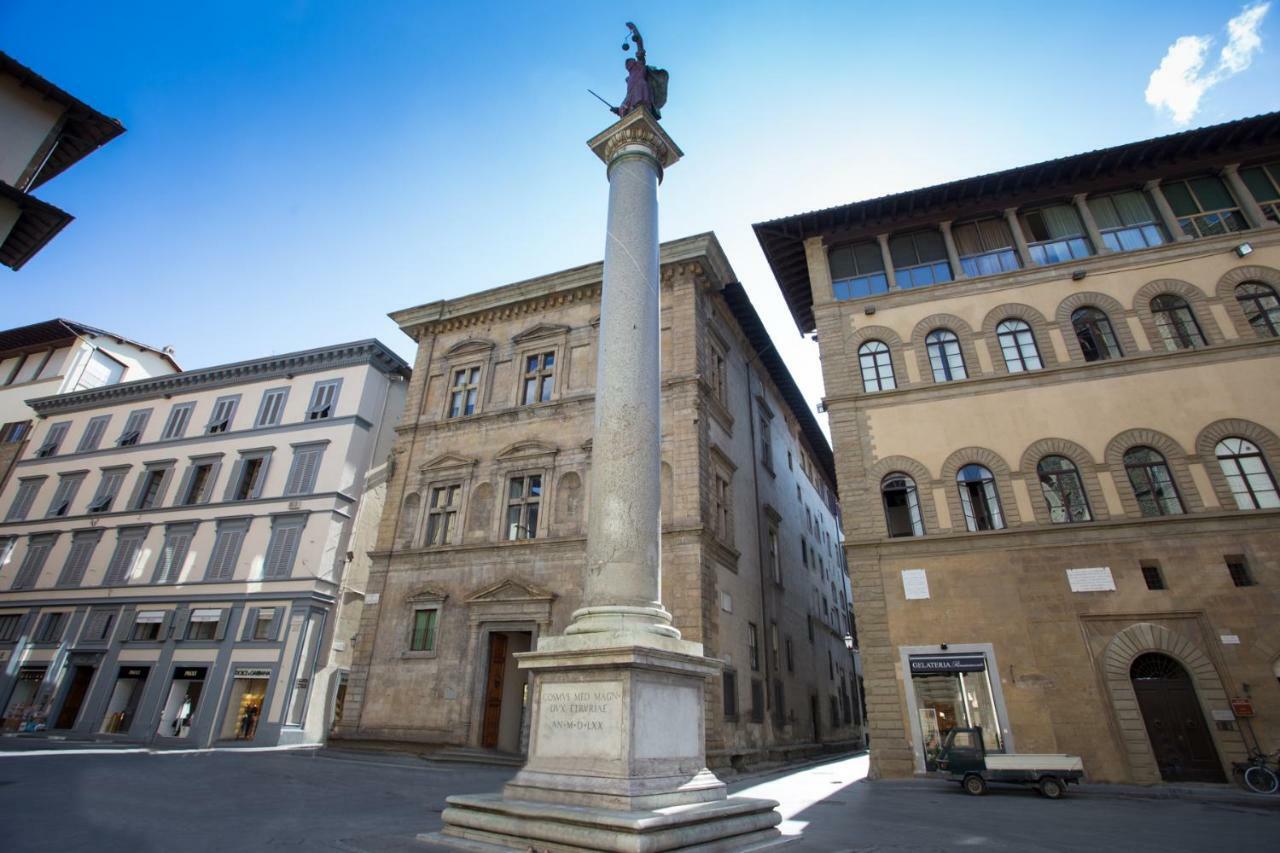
[1222,163,1273,230]
[566,110,683,640]
[939,220,966,279]
[876,233,898,290]
[1004,207,1033,268]
[1145,179,1189,242]
[1073,193,1110,254]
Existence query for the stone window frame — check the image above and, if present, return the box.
[439,338,496,420]
[1018,438,1111,525]
[423,480,465,547]
[1104,428,1204,518]
[909,314,981,385]
[940,447,1022,532]
[708,443,737,549]
[493,442,558,542]
[1194,418,1280,511]
[979,304,1059,375]
[511,323,571,409]
[403,587,447,660]
[1132,279,1224,350]
[1215,264,1280,339]
[406,454,478,548]
[848,324,907,393]
[1054,292,1139,363]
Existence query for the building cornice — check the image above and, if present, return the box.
[26,340,410,416]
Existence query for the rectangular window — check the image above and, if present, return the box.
[0,613,21,641]
[953,217,1021,277]
[748,622,760,671]
[205,396,239,434]
[35,612,67,643]
[103,528,148,586]
[1,420,32,443]
[1241,161,1280,224]
[1226,556,1255,588]
[87,467,129,513]
[713,474,731,542]
[283,443,325,496]
[228,451,271,501]
[12,534,57,590]
[205,520,249,581]
[448,368,479,418]
[828,241,888,300]
[505,474,542,540]
[6,477,46,522]
[1022,203,1093,265]
[1162,175,1247,238]
[131,611,165,641]
[409,608,439,652]
[759,414,772,472]
[57,530,103,588]
[255,387,289,427]
[46,472,86,517]
[83,610,115,642]
[768,527,781,585]
[807,612,815,644]
[1088,190,1166,251]
[131,465,171,511]
[186,608,222,640]
[306,379,341,420]
[785,636,795,672]
[34,422,70,457]
[750,679,765,723]
[773,679,786,727]
[708,345,727,407]
[722,669,738,718]
[251,608,277,641]
[116,410,151,447]
[153,524,196,584]
[263,517,305,579]
[770,621,780,671]
[522,352,556,405]
[160,404,194,440]
[1141,562,1166,590]
[426,483,461,546]
[889,229,953,289]
[78,415,111,452]
[178,459,219,506]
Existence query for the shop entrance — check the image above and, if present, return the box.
[157,667,207,739]
[909,652,1003,769]
[2,666,48,732]
[54,665,96,730]
[479,630,531,752]
[1131,653,1225,783]
[100,666,150,734]
[220,668,270,741]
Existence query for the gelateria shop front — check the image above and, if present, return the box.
[903,648,1012,771]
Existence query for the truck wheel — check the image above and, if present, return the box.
[1038,777,1064,799]
[963,774,987,796]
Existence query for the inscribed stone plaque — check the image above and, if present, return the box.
[1066,567,1115,593]
[901,569,930,600]
[535,680,624,758]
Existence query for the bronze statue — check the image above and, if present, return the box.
[613,22,668,120]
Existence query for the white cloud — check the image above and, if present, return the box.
[1145,3,1271,124]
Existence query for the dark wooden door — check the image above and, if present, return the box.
[480,634,508,748]
[54,666,94,729]
[1131,653,1224,783]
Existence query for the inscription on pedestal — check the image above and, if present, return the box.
[534,680,624,758]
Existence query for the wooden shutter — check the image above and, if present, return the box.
[201,461,222,504]
[161,611,176,639]
[286,447,322,495]
[104,534,141,585]
[83,610,112,643]
[13,538,54,589]
[57,532,100,587]
[222,459,244,502]
[250,454,271,499]
[7,479,42,521]
[265,524,302,579]
[172,607,190,641]
[214,609,231,641]
[241,608,260,641]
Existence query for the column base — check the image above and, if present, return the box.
[565,605,682,639]
[428,794,783,852]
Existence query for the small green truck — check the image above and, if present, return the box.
[934,726,1085,798]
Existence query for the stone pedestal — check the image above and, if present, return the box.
[429,109,782,851]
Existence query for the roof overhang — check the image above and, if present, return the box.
[0,181,72,271]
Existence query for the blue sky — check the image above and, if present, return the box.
[4,1,1278,426]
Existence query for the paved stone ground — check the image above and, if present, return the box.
[0,748,1274,852]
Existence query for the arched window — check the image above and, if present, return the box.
[925,329,967,382]
[857,341,896,392]
[1215,437,1280,509]
[881,474,924,537]
[1234,282,1280,337]
[1150,294,1206,351]
[1123,446,1184,516]
[1071,307,1123,362]
[956,464,1005,531]
[995,319,1042,372]
[1036,456,1092,523]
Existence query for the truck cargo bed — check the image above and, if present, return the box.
[985,754,1084,772]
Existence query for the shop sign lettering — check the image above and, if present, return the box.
[235,668,272,679]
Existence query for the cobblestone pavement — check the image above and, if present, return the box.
[0,747,1274,851]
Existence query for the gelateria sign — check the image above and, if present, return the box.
[909,653,986,674]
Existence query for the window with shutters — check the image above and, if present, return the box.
[131,610,165,641]
[34,611,67,643]
[505,474,542,540]
[161,403,195,440]
[185,609,222,640]
[205,520,249,581]
[229,450,271,501]
[255,387,289,427]
[521,351,556,405]
[104,528,148,586]
[425,483,461,546]
[56,530,102,588]
[409,608,439,652]
[83,610,115,642]
[78,415,111,452]
[284,443,326,496]
[87,467,128,513]
[178,458,219,506]
[0,536,13,571]
[46,472,86,517]
[6,477,45,522]
[116,409,151,447]
[131,464,172,511]
[447,368,480,418]
[263,516,305,579]
[205,395,240,434]
[34,422,70,458]
[153,524,196,584]
[0,613,22,642]
[12,534,57,590]
[306,379,341,420]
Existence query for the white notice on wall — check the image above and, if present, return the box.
[902,569,930,600]
[366,593,380,605]
[1066,567,1115,593]
[1221,634,1241,645]
[1212,709,1235,721]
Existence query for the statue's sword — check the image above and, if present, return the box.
[588,89,617,111]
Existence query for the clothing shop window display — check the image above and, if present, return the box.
[100,666,149,734]
[221,669,269,740]
[2,666,48,732]
[156,667,206,738]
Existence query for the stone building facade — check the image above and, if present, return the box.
[755,112,1280,783]
[0,340,407,746]
[335,233,862,766]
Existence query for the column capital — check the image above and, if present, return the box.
[587,108,683,177]
[1220,162,1241,176]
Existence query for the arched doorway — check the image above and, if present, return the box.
[1130,653,1224,782]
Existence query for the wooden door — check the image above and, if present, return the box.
[55,666,94,729]
[1131,653,1225,783]
[480,633,508,748]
